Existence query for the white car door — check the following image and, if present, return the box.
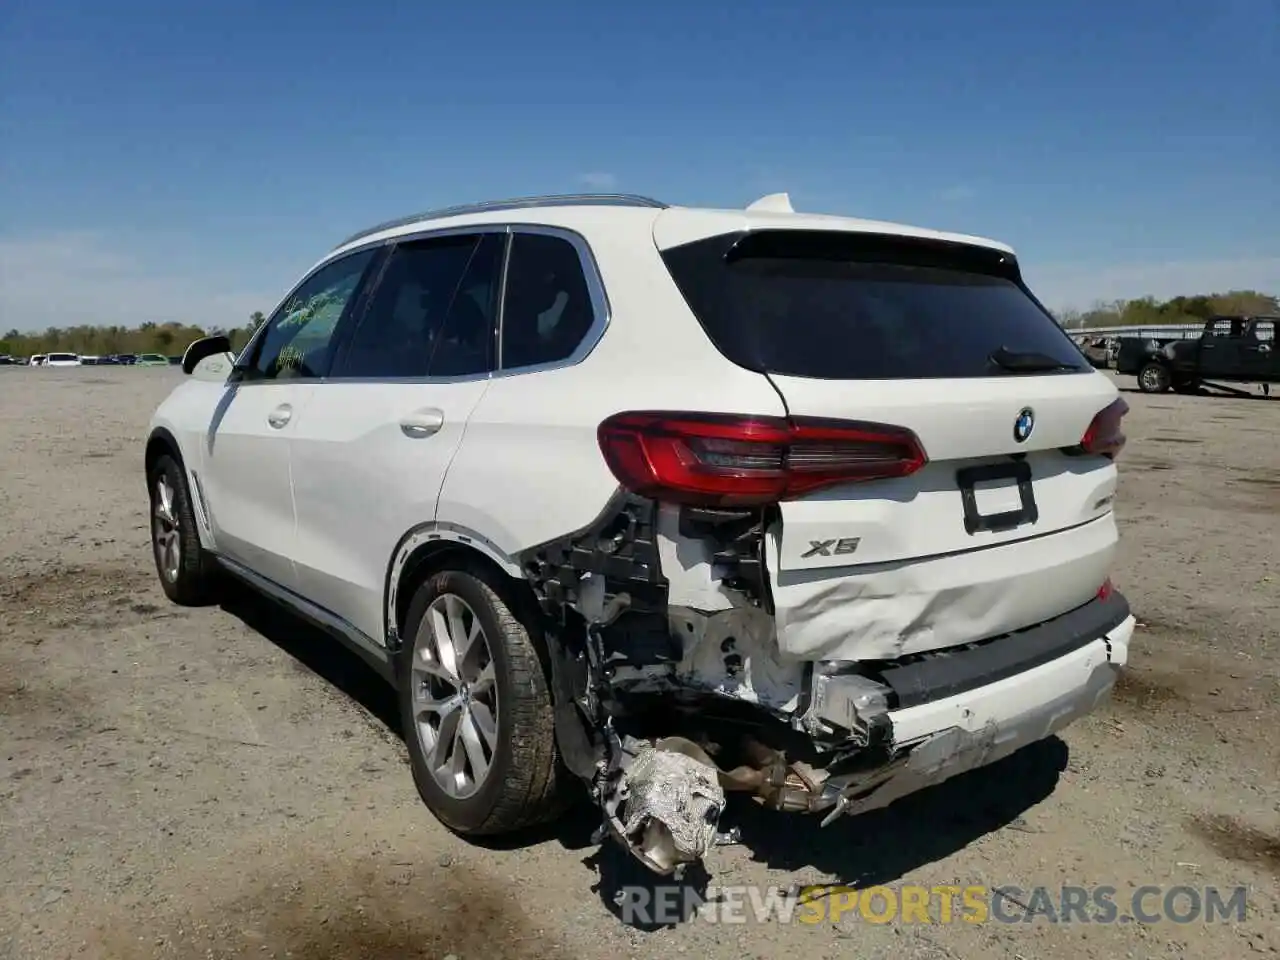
[202,247,379,593]
[289,230,504,642]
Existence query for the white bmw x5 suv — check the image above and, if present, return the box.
[146,192,1134,875]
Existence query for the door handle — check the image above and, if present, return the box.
[267,404,293,429]
[400,408,445,438]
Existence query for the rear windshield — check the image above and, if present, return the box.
[660,230,1089,379]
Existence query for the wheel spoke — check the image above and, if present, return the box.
[417,689,462,721]
[158,479,175,520]
[426,694,464,770]
[470,661,496,697]
[454,617,484,681]
[444,723,468,785]
[444,595,472,666]
[425,606,461,682]
[458,709,490,783]
[414,654,455,686]
[469,700,498,751]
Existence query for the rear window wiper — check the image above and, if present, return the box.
[987,347,1080,373]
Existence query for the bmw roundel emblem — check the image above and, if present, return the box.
[1013,407,1035,443]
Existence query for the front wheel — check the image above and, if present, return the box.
[147,453,219,605]
[397,567,565,836]
[1138,362,1171,394]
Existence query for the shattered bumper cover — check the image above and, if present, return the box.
[809,593,1134,822]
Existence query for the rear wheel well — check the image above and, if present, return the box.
[392,541,545,656]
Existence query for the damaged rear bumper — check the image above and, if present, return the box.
[810,610,1133,823]
[594,593,1133,874]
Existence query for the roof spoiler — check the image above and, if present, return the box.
[745,192,794,213]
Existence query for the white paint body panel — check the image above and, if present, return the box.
[290,380,492,642]
[764,369,1122,661]
[838,616,1133,817]
[769,513,1118,662]
[199,383,313,591]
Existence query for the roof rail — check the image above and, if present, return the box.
[333,193,668,250]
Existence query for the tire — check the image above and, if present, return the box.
[397,566,564,836]
[1138,362,1171,394]
[147,453,219,605]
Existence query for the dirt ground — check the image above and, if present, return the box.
[1,365,1277,960]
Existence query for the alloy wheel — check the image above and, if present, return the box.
[151,475,181,583]
[410,593,500,799]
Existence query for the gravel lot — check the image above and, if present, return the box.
[2,365,1277,960]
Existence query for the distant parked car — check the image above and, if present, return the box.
[1077,337,1112,369]
[29,355,47,366]
[1116,315,1277,396]
[137,353,170,367]
[44,353,82,367]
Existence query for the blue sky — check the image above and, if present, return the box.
[2,0,1277,332]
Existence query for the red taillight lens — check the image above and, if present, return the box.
[1080,397,1129,459]
[597,411,927,507]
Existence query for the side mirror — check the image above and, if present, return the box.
[192,352,236,382]
[182,335,233,375]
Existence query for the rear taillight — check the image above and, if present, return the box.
[1097,578,1113,601]
[1080,397,1129,459]
[597,411,927,507]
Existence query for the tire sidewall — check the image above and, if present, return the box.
[148,454,201,599]
[397,569,527,834]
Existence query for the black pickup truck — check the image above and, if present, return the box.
[1115,315,1277,396]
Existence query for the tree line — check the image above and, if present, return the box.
[3,289,1277,357]
[1056,290,1278,331]
[0,313,267,359]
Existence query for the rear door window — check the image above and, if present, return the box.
[660,230,1090,380]
[334,233,502,379]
